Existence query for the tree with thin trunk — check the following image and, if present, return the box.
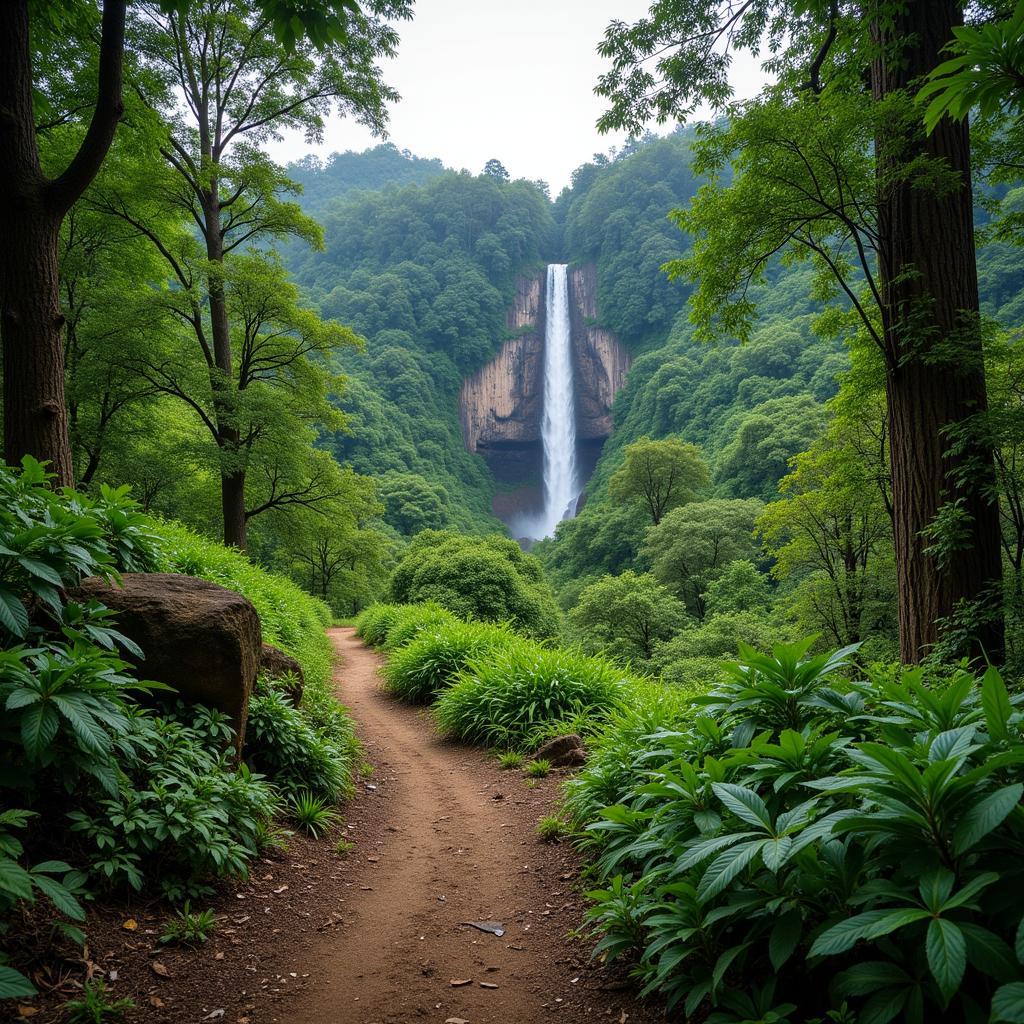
[116,0,407,547]
[0,0,394,487]
[596,0,1006,662]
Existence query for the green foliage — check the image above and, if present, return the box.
[497,750,524,770]
[917,2,1024,132]
[68,702,278,900]
[382,619,517,703]
[0,809,87,999]
[290,791,339,838]
[63,979,134,1024]
[389,531,561,640]
[536,814,568,840]
[609,436,710,526]
[569,571,688,664]
[525,758,552,779]
[246,682,355,802]
[704,560,774,618]
[576,638,1024,1021]
[642,498,765,620]
[434,641,630,750]
[381,602,458,652]
[354,603,404,647]
[159,901,216,946]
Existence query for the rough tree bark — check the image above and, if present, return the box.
[0,0,125,485]
[872,0,1005,663]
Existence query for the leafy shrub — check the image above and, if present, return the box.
[354,603,404,647]
[0,809,87,999]
[68,702,278,900]
[536,814,568,841]
[383,619,516,703]
[434,641,629,750]
[389,530,562,640]
[578,638,1024,1022]
[525,758,552,779]
[381,602,457,651]
[159,901,216,945]
[246,682,355,801]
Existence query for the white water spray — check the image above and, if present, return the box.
[538,263,578,538]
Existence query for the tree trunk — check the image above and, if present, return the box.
[1,206,73,483]
[203,190,247,550]
[0,0,124,485]
[872,0,1005,663]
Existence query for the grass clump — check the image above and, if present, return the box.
[535,814,568,841]
[434,641,629,750]
[497,750,524,770]
[289,791,338,838]
[525,758,552,779]
[380,602,457,652]
[159,902,216,946]
[334,837,355,856]
[63,980,134,1023]
[354,603,403,647]
[383,619,517,703]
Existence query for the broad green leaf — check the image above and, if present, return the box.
[809,908,930,957]
[0,964,36,999]
[992,982,1024,1022]
[31,874,85,921]
[697,839,765,902]
[20,703,60,760]
[953,785,1023,855]
[712,782,772,829]
[769,910,801,970]
[835,960,910,997]
[0,589,28,637]
[926,918,965,1004]
[0,858,34,900]
[982,666,1013,742]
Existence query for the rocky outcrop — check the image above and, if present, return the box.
[71,573,262,749]
[569,263,632,440]
[533,733,587,768]
[459,271,545,453]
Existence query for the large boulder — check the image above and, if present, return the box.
[71,573,262,748]
[259,643,304,706]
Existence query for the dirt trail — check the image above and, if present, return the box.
[287,628,657,1024]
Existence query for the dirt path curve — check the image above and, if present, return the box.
[286,628,658,1024]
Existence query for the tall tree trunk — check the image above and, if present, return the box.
[203,190,247,550]
[872,0,1005,663]
[0,0,125,484]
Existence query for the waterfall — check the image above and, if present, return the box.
[538,263,578,538]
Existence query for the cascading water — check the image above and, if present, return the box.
[537,263,578,537]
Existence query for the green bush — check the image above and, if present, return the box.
[381,601,457,651]
[389,530,562,640]
[246,681,356,801]
[434,641,630,750]
[578,638,1024,1022]
[354,603,404,646]
[383,618,516,703]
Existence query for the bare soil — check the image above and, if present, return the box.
[14,628,660,1024]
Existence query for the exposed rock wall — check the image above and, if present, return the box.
[569,263,632,440]
[459,271,545,453]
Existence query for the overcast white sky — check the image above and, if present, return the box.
[267,0,768,193]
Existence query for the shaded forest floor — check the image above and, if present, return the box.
[23,628,660,1024]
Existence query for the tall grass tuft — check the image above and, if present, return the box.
[354,603,403,647]
[434,641,630,750]
[383,619,517,703]
[381,602,458,652]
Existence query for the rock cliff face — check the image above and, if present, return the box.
[569,263,631,440]
[458,262,631,531]
[459,271,545,457]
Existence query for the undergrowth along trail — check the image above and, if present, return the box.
[286,627,658,1024]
